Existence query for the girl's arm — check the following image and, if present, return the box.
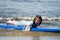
[25,24,31,31]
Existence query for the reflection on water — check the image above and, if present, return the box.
[0,36,60,40]
[0,36,33,40]
[40,36,60,40]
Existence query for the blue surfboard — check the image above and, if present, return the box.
[0,25,60,32]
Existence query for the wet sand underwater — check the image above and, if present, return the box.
[0,29,60,40]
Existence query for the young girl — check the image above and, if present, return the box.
[25,15,42,31]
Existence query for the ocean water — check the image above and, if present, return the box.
[0,0,60,17]
[0,0,60,40]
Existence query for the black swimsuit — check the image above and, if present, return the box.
[31,23,37,28]
[30,23,38,31]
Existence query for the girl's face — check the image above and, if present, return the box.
[35,18,40,24]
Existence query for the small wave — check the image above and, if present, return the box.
[42,16,60,21]
[18,16,60,21]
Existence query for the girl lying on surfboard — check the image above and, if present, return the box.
[25,15,42,31]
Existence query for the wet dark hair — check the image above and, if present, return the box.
[33,15,42,25]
